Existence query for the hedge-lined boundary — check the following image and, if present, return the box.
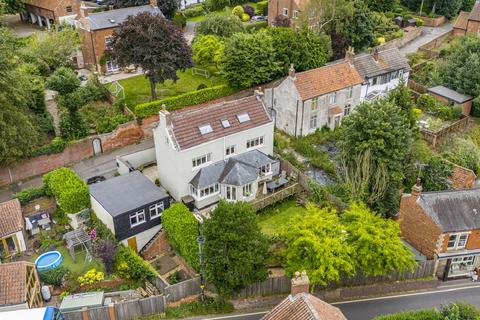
[134,85,236,118]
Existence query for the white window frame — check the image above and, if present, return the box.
[226,186,237,201]
[246,136,264,150]
[66,5,73,13]
[282,8,289,16]
[309,114,317,129]
[149,202,164,219]
[130,210,146,228]
[344,104,351,116]
[447,232,469,250]
[192,153,212,169]
[260,163,271,176]
[225,145,235,157]
[311,97,318,111]
[106,60,119,73]
[242,184,252,197]
[105,36,113,50]
[292,10,299,19]
[346,86,353,99]
[329,92,337,104]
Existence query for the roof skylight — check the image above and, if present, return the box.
[237,113,250,123]
[199,124,213,135]
[221,119,230,128]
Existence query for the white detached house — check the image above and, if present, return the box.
[154,94,279,209]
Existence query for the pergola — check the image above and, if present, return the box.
[64,229,92,262]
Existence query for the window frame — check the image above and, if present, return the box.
[192,153,212,169]
[225,145,236,157]
[242,183,252,197]
[309,114,317,129]
[66,5,73,12]
[447,232,469,250]
[346,86,353,99]
[130,209,146,228]
[246,136,264,150]
[329,91,337,104]
[226,186,237,201]
[344,104,351,116]
[311,97,319,111]
[282,7,289,16]
[149,202,164,219]
[292,10,299,19]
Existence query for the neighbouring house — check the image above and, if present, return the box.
[154,94,280,209]
[0,199,27,259]
[0,261,42,312]
[398,181,480,280]
[427,85,473,116]
[453,1,480,36]
[264,60,364,136]
[262,272,347,320]
[267,0,318,29]
[89,171,170,252]
[352,47,411,100]
[75,0,162,74]
[20,0,80,29]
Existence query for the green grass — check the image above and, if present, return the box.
[31,246,105,274]
[187,3,260,22]
[114,68,226,107]
[257,198,307,237]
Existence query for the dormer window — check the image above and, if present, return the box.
[221,119,230,128]
[237,113,250,123]
[199,124,213,135]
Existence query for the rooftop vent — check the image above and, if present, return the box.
[199,124,213,135]
[221,119,230,128]
[237,113,250,123]
[109,19,116,23]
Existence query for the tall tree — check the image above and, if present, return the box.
[203,201,269,299]
[433,0,462,19]
[343,202,416,276]
[46,67,81,95]
[283,204,355,288]
[192,35,225,70]
[157,0,180,19]
[387,80,417,131]
[300,0,354,33]
[195,15,245,38]
[343,0,375,51]
[364,0,397,12]
[112,12,192,100]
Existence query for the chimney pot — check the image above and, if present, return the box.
[80,6,88,17]
[345,46,355,66]
[291,271,310,295]
[150,0,158,7]
[411,178,422,197]
[372,48,379,62]
[288,64,296,80]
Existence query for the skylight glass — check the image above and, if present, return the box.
[237,113,250,123]
[221,119,230,128]
[199,124,213,135]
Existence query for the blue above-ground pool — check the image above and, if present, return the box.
[35,251,63,271]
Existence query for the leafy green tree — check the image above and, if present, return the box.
[343,0,375,51]
[433,0,462,19]
[440,137,480,174]
[387,81,417,131]
[364,0,396,12]
[300,0,354,33]
[192,35,225,69]
[112,12,192,100]
[421,156,453,191]
[221,30,281,88]
[157,0,181,19]
[203,201,269,298]
[162,203,200,270]
[195,15,245,38]
[461,0,476,11]
[283,204,355,287]
[343,202,416,276]
[46,67,81,95]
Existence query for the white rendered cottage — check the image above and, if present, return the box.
[154,95,279,209]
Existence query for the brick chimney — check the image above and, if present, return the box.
[291,271,310,295]
[288,64,296,80]
[150,0,158,7]
[345,46,355,66]
[254,87,264,101]
[79,6,88,18]
[411,178,422,197]
[372,48,379,62]
[159,104,171,128]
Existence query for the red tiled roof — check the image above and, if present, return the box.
[454,11,469,30]
[0,199,23,238]
[170,95,272,150]
[469,1,480,21]
[262,293,347,320]
[293,61,364,101]
[0,261,32,307]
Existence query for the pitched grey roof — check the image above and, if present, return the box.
[353,48,411,79]
[427,85,473,104]
[89,171,168,217]
[86,5,162,30]
[189,150,277,188]
[417,189,480,232]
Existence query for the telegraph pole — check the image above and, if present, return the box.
[194,213,205,302]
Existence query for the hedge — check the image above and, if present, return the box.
[114,246,156,282]
[134,85,236,119]
[13,185,47,205]
[245,21,268,33]
[43,167,90,213]
[162,203,200,270]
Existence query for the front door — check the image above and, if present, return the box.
[127,237,138,252]
[0,235,18,258]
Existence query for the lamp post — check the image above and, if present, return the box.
[193,213,206,302]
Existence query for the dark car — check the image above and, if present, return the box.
[87,175,106,185]
[251,15,267,22]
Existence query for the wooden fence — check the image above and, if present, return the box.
[250,183,300,211]
[235,275,291,298]
[421,116,470,148]
[163,276,202,302]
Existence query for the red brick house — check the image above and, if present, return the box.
[21,0,80,29]
[399,182,480,280]
[453,1,480,36]
[76,0,162,74]
[267,0,318,29]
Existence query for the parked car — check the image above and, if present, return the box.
[251,15,267,22]
[87,175,106,185]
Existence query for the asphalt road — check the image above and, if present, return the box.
[201,285,480,320]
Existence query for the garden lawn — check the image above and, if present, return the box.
[257,198,307,237]
[115,68,226,107]
[31,246,105,274]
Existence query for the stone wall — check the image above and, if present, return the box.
[416,15,447,27]
[382,27,423,50]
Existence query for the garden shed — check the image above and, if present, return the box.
[427,85,473,116]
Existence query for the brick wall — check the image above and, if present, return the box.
[467,20,480,34]
[78,22,115,72]
[449,164,477,189]
[141,231,170,261]
[25,0,80,21]
[398,194,442,259]
[416,15,447,27]
[267,0,308,28]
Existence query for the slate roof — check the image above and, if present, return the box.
[427,85,473,104]
[0,261,32,307]
[469,1,480,21]
[0,199,24,238]
[454,11,470,30]
[170,95,272,150]
[85,5,162,30]
[261,293,347,320]
[293,61,364,101]
[353,48,410,79]
[89,171,168,217]
[417,188,480,232]
[190,150,276,188]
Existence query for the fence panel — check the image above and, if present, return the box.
[235,276,291,298]
[63,311,84,320]
[139,295,166,316]
[88,306,111,320]
[115,299,142,320]
[164,276,202,302]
